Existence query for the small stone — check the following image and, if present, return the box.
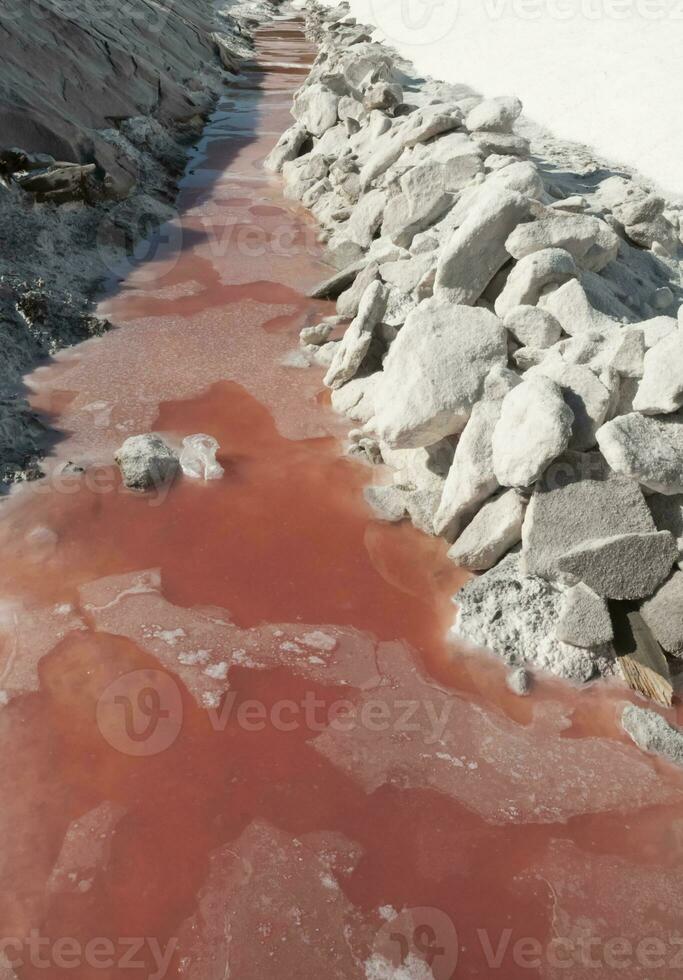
[556,531,677,601]
[555,583,613,648]
[300,322,334,346]
[115,434,179,492]
[503,305,562,348]
[506,667,532,696]
[324,281,388,389]
[364,485,406,522]
[621,704,683,768]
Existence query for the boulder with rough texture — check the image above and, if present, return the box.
[381,164,453,248]
[264,123,308,173]
[505,213,619,272]
[452,553,604,682]
[527,359,610,451]
[465,96,522,133]
[292,83,339,137]
[115,434,179,491]
[596,411,683,495]
[495,248,578,316]
[492,376,574,487]
[555,583,613,648]
[622,704,683,767]
[448,489,526,570]
[434,188,529,305]
[372,299,508,448]
[538,279,619,337]
[556,531,676,601]
[433,400,501,539]
[522,453,656,580]
[471,132,530,158]
[336,261,379,318]
[363,81,403,111]
[632,332,683,415]
[506,667,532,695]
[503,305,562,348]
[647,493,683,554]
[324,281,387,390]
[640,570,683,655]
[337,189,387,249]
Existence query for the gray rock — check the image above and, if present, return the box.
[506,667,532,696]
[434,188,529,305]
[363,81,403,111]
[433,400,501,539]
[557,329,644,380]
[495,248,578,316]
[503,305,562,348]
[492,376,574,487]
[308,258,367,299]
[115,434,179,492]
[379,254,435,294]
[338,188,387,248]
[452,553,602,682]
[621,704,683,767]
[527,359,610,451]
[522,453,656,581]
[465,95,522,133]
[372,299,508,448]
[324,280,388,389]
[382,164,453,248]
[364,485,407,522]
[647,493,683,554]
[448,489,526,570]
[505,213,619,272]
[488,160,545,198]
[596,411,683,495]
[640,570,683,655]
[632,332,683,415]
[556,531,677,601]
[471,132,530,158]
[555,583,613,648]
[401,106,462,148]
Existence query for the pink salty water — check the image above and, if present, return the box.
[0,18,682,980]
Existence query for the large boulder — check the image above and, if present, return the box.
[632,332,683,415]
[596,411,683,495]
[371,299,508,448]
[292,83,339,137]
[465,95,522,133]
[555,530,677,601]
[381,163,453,247]
[433,400,502,539]
[494,248,578,316]
[324,280,388,390]
[115,434,179,492]
[492,376,574,487]
[434,188,529,305]
[526,359,610,451]
[447,489,526,570]
[522,453,655,580]
[505,212,619,272]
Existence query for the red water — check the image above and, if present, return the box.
[1,18,683,980]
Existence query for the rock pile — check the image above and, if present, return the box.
[279,2,683,691]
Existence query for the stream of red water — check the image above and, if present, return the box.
[1,17,683,980]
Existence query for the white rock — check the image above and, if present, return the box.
[434,187,529,305]
[632,332,683,415]
[637,315,678,349]
[622,704,683,767]
[338,188,387,248]
[292,83,339,137]
[503,305,562,348]
[381,162,452,247]
[527,359,610,451]
[448,489,526,570]
[465,95,522,133]
[372,299,508,448]
[494,248,578,317]
[264,123,308,172]
[324,281,388,390]
[596,411,683,495]
[488,161,545,198]
[336,262,379,318]
[505,212,619,272]
[492,376,574,487]
[433,400,502,539]
[538,278,620,337]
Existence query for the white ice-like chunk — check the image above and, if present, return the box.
[180,434,224,481]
